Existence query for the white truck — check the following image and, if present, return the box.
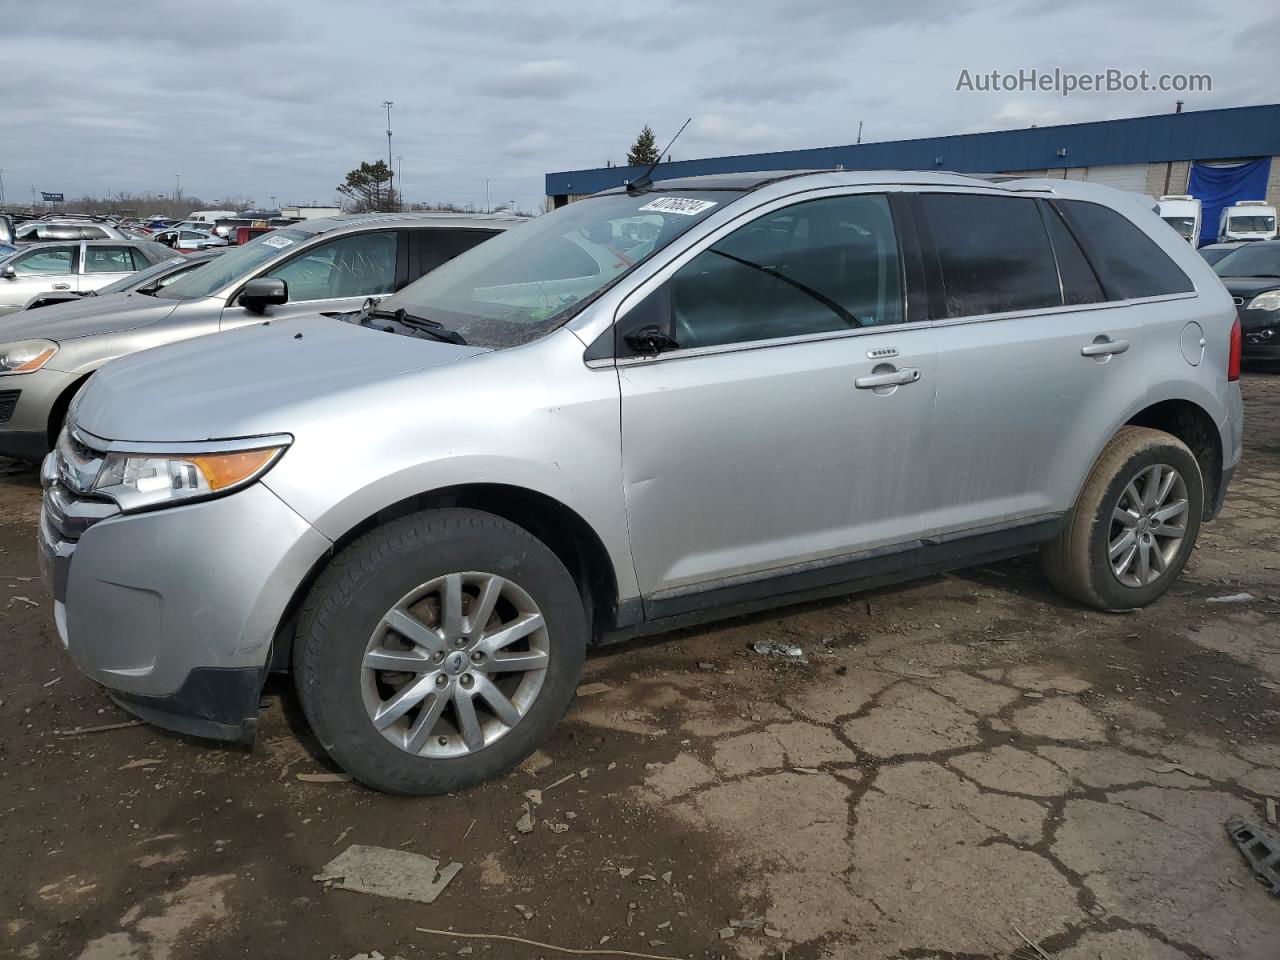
[1157,195,1201,245]
[1217,200,1277,243]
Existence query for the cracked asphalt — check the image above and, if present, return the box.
[2,370,1278,960]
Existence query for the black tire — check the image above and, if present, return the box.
[1042,426,1203,611]
[293,508,587,795]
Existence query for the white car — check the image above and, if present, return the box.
[0,239,174,316]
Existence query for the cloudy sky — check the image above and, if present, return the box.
[2,0,1277,213]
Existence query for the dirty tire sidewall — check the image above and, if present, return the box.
[294,508,586,795]
[1047,426,1203,611]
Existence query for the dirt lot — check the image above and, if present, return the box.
[2,373,1278,960]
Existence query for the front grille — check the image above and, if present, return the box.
[0,390,18,424]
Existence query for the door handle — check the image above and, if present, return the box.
[854,367,920,389]
[1081,338,1129,357]
[51,283,71,290]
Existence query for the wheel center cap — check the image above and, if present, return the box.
[444,651,468,676]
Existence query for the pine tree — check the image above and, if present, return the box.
[627,125,660,166]
[337,160,399,212]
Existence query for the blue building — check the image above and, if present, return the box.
[545,104,1280,242]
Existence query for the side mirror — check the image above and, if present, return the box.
[0,265,15,280]
[240,277,288,313]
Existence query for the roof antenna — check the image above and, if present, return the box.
[627,118,691,195]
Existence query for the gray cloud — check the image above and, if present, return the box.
[0,0,1274,214]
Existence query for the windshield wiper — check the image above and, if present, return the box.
[369,306,468,345]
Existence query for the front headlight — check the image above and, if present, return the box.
[90,444,288,512]
[1246,291,1280,312]
[0,339,58,374]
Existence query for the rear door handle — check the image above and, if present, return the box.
[51,283,71,290]
[855,367,920,389]
[1081,337,1129,357]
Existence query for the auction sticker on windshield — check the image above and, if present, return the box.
[260,235,295,249]
[638,197,718,216]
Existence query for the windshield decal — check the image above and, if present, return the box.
[638,197,718,216]
[260,235,295,249]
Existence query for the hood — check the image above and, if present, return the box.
[0,292,179,348]
[73,314,489,443]
[1220,276,1280,298]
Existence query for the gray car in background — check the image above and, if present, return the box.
[38,171,1241,795]
[0,213,518,459]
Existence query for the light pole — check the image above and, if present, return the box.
[0,169,5,208]
[483,178,492,214]
[174,174,181,204]
[395,156,403,211]
[382,100,394,209]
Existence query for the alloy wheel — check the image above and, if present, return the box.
[360,572,549,758]
[1107,463,1189,588]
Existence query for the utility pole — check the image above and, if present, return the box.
[483,179,492,214]
[0,168,5,208]
[175,174,181,203]
[857,120,863,144]
[382,101,394,209]
[1175,100,1184,114]
[396,156,403,211]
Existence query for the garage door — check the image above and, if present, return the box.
[1083,163,1150,192]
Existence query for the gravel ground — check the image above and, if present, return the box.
[2,370,1278,960]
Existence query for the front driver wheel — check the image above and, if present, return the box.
[294,508,587,795]
[1042,426,1203,611]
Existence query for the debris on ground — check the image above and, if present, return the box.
[9,596,39,608]
[1013,925,1054,959]
[314,845,462,904]
[1225,817,1280,896]
[513,903,535,920]
[333,826,354,847]
[41,676,61,688]
[417,926,685,960]
[751,640,805,662]
[696,662,716,671]
[1267,799,1278,826]
[348,952,385,960]
[718,926,736,939]
[55,720,144,736]
[1149,761,1198,777]
[576,681,612,696]
[297,772,353,783]
[1207,592,1254,604]
[118,758,163,770]
[515,801,537,834]
[546,821,570,834]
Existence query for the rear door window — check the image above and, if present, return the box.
[408,229,500,283]
[1041,203,1105,305]
[1056,199,1193,299]
[919,193,1061,317]
[83,246,135,273]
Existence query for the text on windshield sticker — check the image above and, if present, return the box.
[637,197,718,216]
[260,235,294,249]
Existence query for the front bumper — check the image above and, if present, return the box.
[39,450,331,743]
[0,367,80,461]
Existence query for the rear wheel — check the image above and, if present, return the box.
[1042,426,1203,611]
[294,508,586,795]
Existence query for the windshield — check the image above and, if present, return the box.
[1161,216,1196,240]
[1213,243,1280,278]
[154,229,310,299]
[374,191,739,347]
[97,255,199,295]
[1226,215,1276,234]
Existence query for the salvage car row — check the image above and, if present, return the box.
[0,171,1271,796]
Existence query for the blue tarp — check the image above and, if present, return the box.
[1188,157,1272,246]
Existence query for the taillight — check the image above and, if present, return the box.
[1228,316,1241,382]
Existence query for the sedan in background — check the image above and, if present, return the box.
[19,248,226,310]
[0,239,175,317]
[149,228,229,252]
[0,213,520,459]
[1213,239,1280,361]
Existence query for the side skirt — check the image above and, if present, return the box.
[600,514,1064,645]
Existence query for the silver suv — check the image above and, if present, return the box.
[39,171,1242,794]
[0,213,516,460]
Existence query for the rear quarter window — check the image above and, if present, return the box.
[1057,200,1193,300]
